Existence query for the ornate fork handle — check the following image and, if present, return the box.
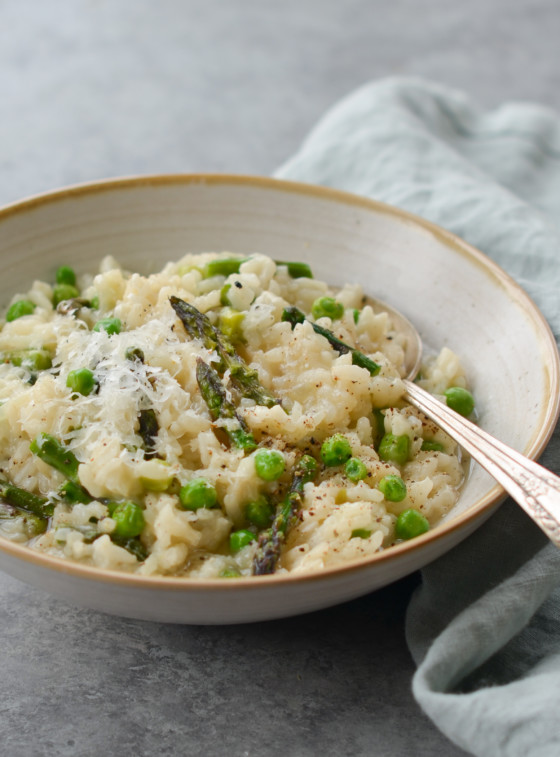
[404,380,560,546]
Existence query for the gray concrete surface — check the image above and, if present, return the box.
[1,1,558,755]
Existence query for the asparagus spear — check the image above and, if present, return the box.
[0,480,54,519]
[30,433,80,482]
[0,501,48,536]
[30,433,93,504]
[169,296,280,408]
[281,306,381,376]
[196,359,257,452]
[252,454,317,575]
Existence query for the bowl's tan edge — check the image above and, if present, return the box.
[0,172,557,591]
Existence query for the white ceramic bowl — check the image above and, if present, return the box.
[0,175,557,624]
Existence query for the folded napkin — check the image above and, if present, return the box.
[275,78,560,757]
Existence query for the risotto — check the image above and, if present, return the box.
[0,252,470,577]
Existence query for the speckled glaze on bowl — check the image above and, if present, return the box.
[0,175,557,624]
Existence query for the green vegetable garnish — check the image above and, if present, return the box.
[55,266,76,286]
[378,474,407,502]
[30,433,80,482]
[444,386,475,417]
[6,299,36,322]
[345,457,368,483]
[378,433,410,465]
[202,257,245,278]
[311,297,344,321]
[254,449,285,481]
[93,317,121,335]
[276,261,313,279]
[3,349,52,371]
[220,283,232,306]
[320,434,352,467]
[395,509,430,540]
[110,501,145,539]
[179,478,218,510]
[218,307,245,344]
[351,528,371,539]
[282,306,381,376]
[230,528,256,553]
[421,440,445,452]
[245,497,274,528]
[58,480,93,504]
[66,367,96,396]
[195,358,257,452]
[125,346,145,363]
[252,454,318,575]
[53,284,80,306]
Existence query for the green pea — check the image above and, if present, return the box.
[353,308,360,324]
[110,501,145,539]
[6,299,36,322]
[254,448,285,481]
[55,265,76,286]
[311,296,344,321]
[53,284,80,306]
[245,497,274,528]
[179,478,218,510]
[66,367,96,396]
[93,317,122,335]
[321,434,352,467]
[345,457,368,483]
[395,509,430,540]
[378,474,407,502]
[351,528,372,539]
[230,528,255,553]
[421,440,445,452]
[378,433,410,465]
[444,386,475,417]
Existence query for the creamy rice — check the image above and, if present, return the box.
[0,253,468,577]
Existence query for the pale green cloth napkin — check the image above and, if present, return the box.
[275,78,560,757]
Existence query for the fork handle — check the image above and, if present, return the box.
[404,380,560,546]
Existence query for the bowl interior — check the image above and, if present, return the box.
[0,175,557,623]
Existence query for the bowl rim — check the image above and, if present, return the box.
[0,172,558,590]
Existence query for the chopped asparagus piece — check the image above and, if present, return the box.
[252,454,317,575]
[111,535,148,562]
[30,433,80,483]
[0,501,47,536]
[169,296,280,408]
[275,261,313,279]
[138,408,159,459]
[0,480,54,519]
[281,306,381,376]
[196,359,257,452]
[201,257,246,278]
[58,480,93,504]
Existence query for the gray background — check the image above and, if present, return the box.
[1,1,558,755]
